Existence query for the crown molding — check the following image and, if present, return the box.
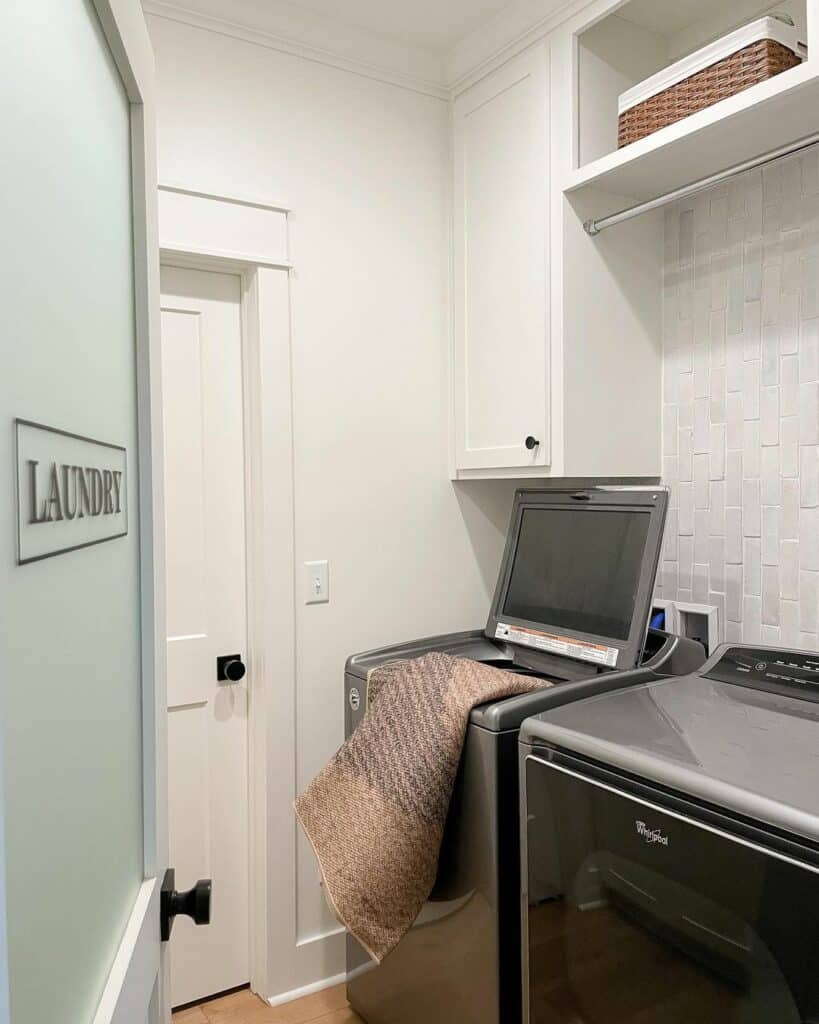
[447,0,595,95]
[143,0,599,102]
[142,0,450,100]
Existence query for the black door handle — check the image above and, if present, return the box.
[161,868,211,941]
[217,654,246,683]
[525,436,540,450]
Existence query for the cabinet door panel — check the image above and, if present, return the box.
[453,45,550,471]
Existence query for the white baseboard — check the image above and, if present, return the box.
[266,971,347,1008]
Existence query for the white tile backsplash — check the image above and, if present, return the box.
[660,158,819,648]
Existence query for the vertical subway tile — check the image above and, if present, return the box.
[743,478,762,537]
[710,424,726,479]
[762,506,779,565]
[800,571,819,632]
[692,563,709,603]
[762,565,781,625]
[761,326,779,386]
[679,427,693,481]
[709,536,726,593]
[710,481,726,536]
[744,237,762,301]
[782,230,801,294]
[710,310,727,367]
[679,482,694,535]
[710,366,726,422]
[763,202,783,265]
[663,170,819,654]
[679,535,694,591]
[760,386,780,445]
[695,510,709,564]
[782,412,799,475]
[800,446,819,506]
[762,265,781,325]
[743,360,761,419]
[693,453,709,508]
[744,595,763,641]
[800,382,819,444]
[745,537,762,596]
[693,397,710,453]
[761,446,780,505]
[726,332,744,390]
[726,507,743,563]
[743,301,762,360]
[781,355,799,414]
[725,563,743,621]
[781,540,800,599]
[782,158,801,231]
[780,291,800,354]
[782,478,801,538]
[800,507,819,571]
[726,450,743,506]
[744,420,761,477]
[780,599,801,645]
[726,392,744,449]
[800,318,819,382]
[802,257,819,320]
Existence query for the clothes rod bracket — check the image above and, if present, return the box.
[584,129,819,237]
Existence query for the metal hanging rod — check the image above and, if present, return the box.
[583,128,819,236]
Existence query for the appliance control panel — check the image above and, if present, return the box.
[706,646,819,703]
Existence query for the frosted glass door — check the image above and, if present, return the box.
[0,1,147,1021]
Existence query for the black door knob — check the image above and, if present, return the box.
[525,436,540,450]
[217,654,246,683]
[160,868,211,941]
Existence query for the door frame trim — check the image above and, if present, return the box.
[158,186,296,1003]
[80,2,167,1022]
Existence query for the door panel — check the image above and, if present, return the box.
[524,756,819,1023]
[453,45,550,471]
[161,265,249,1007]
[0,2,153,1021]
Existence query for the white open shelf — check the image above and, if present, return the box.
[567,0,815,200]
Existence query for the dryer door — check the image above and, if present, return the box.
[523,754,819,1024]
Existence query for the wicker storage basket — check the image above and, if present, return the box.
[618,19,804,148]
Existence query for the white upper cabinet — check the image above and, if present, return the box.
[453,44,550,472]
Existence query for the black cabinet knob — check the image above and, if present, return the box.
[161,868,211,941]
[525,436,540,450]
[217,654,246,683]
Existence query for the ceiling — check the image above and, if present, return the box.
[278,0,518,51]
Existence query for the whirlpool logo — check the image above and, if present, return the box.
[635,820,669,846]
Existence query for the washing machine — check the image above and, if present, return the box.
[520,642,819,1023]
[344,486,705,1024]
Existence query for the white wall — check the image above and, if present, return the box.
[145,10,523,991]
[659,152,819,648]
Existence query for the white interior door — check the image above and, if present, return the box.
[160,265,249,1008]
[0,2,166,1023]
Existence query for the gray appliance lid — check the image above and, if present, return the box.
[522,649,819,845]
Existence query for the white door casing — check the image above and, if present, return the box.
[0,2,167,1023]
[453,43,551,472]
[161,265,250,1007]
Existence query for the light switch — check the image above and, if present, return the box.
[305,560,329,604]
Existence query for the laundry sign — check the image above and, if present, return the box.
[15,419,128,564]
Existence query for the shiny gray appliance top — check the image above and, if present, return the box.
[521,643,819,845]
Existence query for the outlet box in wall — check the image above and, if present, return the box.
[676,601,720,655]
[650,598,678,634]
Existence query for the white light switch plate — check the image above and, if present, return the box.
[305,560,329,604]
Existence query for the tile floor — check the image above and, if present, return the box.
[173,985,363,1024]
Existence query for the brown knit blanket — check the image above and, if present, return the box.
[294,652,547,962]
